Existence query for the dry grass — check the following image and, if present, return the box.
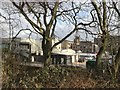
[2,53,120,88]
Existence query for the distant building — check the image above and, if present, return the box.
[71,36,80,51]
[21,38,42,55]
[52,49,79,65]
[79,41,94,53]
[0,38,31,61]
[71,36,97,53]
[94,35,120,55]
[52,37,62,52]
[21,37,62,55]
[18,42,31,61]
[0,38,21,51]
[61,40,73,49]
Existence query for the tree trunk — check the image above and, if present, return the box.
[96,35,108,69]
[42,36,52,66]
[91,0,109,69]
[113,47,120,82]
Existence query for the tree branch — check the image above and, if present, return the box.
[51,18,57,37]
[12,28,37,40]
[91,0,104,32]
[112,1,120,17]
[11,1,44,36]
[25,2,44,33]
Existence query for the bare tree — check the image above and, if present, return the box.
[90,0,120,82]
[110,1,120,82]
[9,0,95,66]
[91,0,109,68]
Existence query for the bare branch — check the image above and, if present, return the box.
[11,1,44,36]
[91,0,104,32]
[112,1,120,17]
[12,28,37,40]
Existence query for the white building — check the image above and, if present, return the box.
[52,37,62,50]
[21,38,42,55]
[21,38,62,55]
[61,49,79,63]
[52,49,79,64]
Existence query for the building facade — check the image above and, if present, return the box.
[21,38,42,55]
[94,35,120,55]
[71,36,97,53]
[0,38,31,61]
[78,41,93,53]
[52,37,62,51]
[71,36,80,51]
[61,40,73,49]
[21,37,62,55]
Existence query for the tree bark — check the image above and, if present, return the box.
[42,32,52,66]
[113,47,120,82]
[91,0,109,68]
[96,35,108,68]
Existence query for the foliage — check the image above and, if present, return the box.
[36,65,68,88]
[3,53,120,88]
[2,52,68,88]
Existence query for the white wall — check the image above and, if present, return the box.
[76,54,79,62]
[52,38,62,52]
[21,38,62,55]
[72,55,75,63]
[21,38,42,54]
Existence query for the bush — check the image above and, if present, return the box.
[36,65,68,88]
[2,52,120,88]
[2,53,68,88]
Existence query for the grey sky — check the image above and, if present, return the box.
[0,1,119,42]
[0,1,95,41]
